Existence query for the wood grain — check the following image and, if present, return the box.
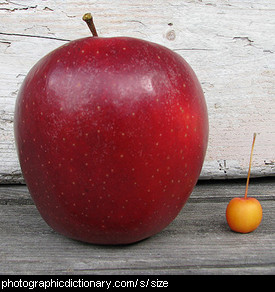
[0,0,274,183]
[0,178,274,275]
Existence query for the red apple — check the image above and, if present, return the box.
[14,15,208,244]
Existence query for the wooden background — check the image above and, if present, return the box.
[0,0,274,183]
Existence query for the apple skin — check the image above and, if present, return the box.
[14,36,208,244]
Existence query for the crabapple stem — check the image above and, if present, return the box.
[244,133,257,199]
[82,13,98,37]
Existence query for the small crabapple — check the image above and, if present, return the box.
[226,133,263,233]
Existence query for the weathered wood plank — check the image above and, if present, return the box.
[1,201,274,275]
[0,177,274,204]
[0,0,274,183]
[0,179,274,274]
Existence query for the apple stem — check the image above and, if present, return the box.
[82,13,98,37]
[244,133,257,199]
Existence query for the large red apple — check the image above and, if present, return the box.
[14,15,208,244]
